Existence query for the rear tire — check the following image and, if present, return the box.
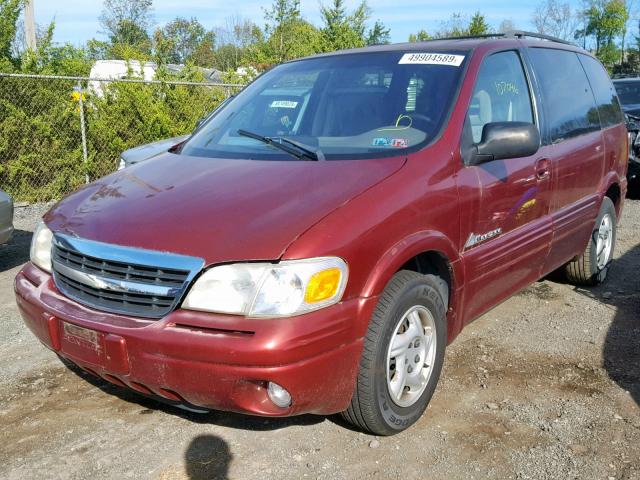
[341,271,447,436]
[564,197,617,286]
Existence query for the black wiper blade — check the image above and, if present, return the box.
[277,137,325,161]
[237,129,322,161]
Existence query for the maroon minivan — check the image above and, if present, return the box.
[16,32,627,435]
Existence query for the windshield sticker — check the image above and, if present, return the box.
[270,100,298,109]
[373,137,408,148]
[399,53,465,67]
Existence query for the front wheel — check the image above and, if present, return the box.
[341,271,447,435]
[564,196,617,285]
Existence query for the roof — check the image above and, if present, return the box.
[290,31,587,63]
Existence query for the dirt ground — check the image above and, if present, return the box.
[0,200,638,480]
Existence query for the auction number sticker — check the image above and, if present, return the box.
[399,53,465,66]
[270,100,299,109]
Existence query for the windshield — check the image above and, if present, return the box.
[615,81,640,106]
[181,50,469,160]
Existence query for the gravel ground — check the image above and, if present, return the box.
[0,199,638,480]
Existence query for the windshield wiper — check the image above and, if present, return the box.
[237,129,323,161]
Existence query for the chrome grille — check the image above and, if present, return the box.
[52,234,204,319]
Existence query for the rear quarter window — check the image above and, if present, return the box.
[528,48,600,143]
[578,54,625,127]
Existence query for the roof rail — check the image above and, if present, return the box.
[433,30,574,46]
[611,73,640,79]
[503,30,574,46]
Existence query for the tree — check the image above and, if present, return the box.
[367,20,390,45]
[99,0,153,54]
[260,19,323,64]
[263,0,302,63]
[213,15,263,70]
[408,29,430,42]
[434,12,491,38]
[434,13,468,38]
[0,0,22,69]
[468,12,491,35]
[320,0,369,50]
[580,0,628,54]
[154,17,215,65]
[533,0,577,40]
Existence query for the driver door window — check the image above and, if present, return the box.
[468,51,534,143]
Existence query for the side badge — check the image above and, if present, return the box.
[464,228,502,250]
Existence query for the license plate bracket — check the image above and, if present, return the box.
[61,321,104,364]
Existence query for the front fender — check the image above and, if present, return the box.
[360,230,464,342]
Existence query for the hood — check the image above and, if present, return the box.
[121,135,190,166]
[45,153,405,264]
[622,104,640,118]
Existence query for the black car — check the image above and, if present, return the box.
[613,77,640,188]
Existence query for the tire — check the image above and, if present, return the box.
[564,197,617,286]
[341,271,447,435]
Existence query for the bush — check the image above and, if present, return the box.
[0,73,235,202]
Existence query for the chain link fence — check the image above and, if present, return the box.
[0,73,244,202]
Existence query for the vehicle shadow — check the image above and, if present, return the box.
[185,434,232,480]
[552,243,640,406]
[600,243,640,405]
[626,181,640,200]
[0,229,32,272]
[60,358,325,431]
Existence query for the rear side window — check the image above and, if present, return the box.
[529,48,599,143]
[467,50,534,143]
[578,54,625,127]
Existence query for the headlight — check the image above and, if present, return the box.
[118,157,126,170]
[30,220,53,272]
[182,257,348,318]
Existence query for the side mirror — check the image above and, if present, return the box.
[469,122,540,166]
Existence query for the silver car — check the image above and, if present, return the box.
[118,135,189,169]
[0,189,14,244]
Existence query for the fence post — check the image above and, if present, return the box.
[76,80,89,184]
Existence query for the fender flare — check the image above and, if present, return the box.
[599,171,626,216]
[361,229,463,300]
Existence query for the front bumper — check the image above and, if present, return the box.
[15,262,377,416]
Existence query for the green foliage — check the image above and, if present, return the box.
[0,70,230,202]
[408,29,431,42]
[255,0,324,64]
[153,17,215,65]
[86,77,227,180]
[99,0,154,57]
[0,0,22,69]
[613,47,640,75]
[212,20,263,71]
[433,12,492,38]
[0,77,89,201]
[468,12,491,35]
[581,0,629,53]
[20,22,92,76]
[260,19,323,64]
[367,20,391,45]
[320,0,369,50]
[596,41,620,70]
